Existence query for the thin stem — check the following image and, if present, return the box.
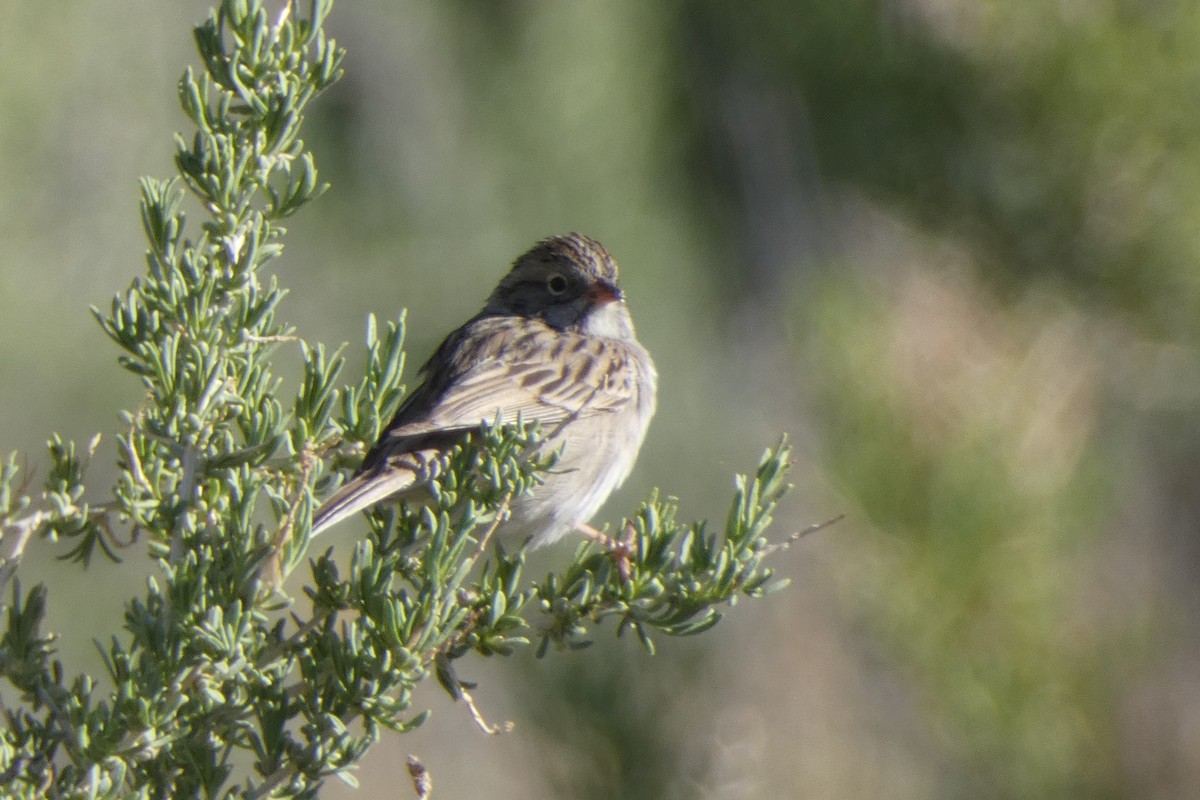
[759,514,844,556]
[0,509,44,601]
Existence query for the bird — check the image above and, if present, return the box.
[310,233,657,551]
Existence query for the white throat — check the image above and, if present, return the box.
[581,301,634,340]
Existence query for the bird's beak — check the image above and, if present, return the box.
[587,280,623,305]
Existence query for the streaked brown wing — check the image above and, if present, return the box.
[376,318,637,452]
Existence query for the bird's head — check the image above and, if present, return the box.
[483,233,635,339]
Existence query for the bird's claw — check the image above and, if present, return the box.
[577,521,638,582]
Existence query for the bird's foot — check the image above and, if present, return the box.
[576,521,637,582]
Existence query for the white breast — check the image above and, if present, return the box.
[510,336,656,548]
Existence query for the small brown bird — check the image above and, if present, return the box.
[310,233,657,547]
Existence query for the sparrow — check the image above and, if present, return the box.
[310,233,657,550]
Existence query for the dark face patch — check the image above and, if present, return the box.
[485,233,623,332]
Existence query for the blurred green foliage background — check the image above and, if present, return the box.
[2,1,1199,797]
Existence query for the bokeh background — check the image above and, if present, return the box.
[3,1,1200,797]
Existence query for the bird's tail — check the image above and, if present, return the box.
[310,450,443,537]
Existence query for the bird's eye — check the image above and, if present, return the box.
[546,273,569,295]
